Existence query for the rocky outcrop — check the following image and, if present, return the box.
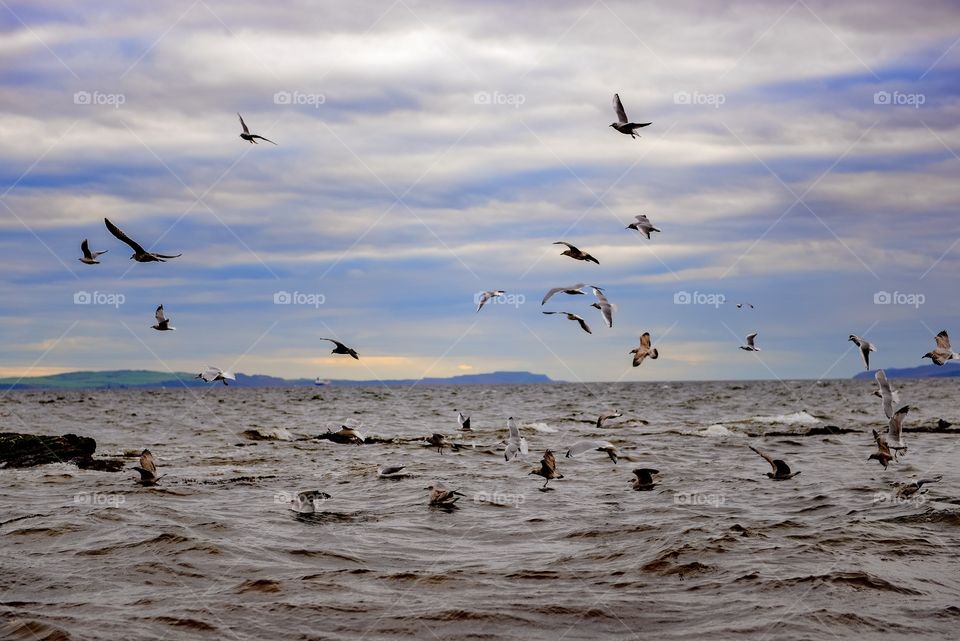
[0,433,124,471]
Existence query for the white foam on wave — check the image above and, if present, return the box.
[525,422,557,433]
[698,424,735,436]
[749,411,819,425]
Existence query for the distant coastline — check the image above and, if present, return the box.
[851,364,960,380]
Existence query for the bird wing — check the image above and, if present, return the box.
[104,218,146,254]
[543,450,558,473]
[199,366,223,382]
[612,93,628,123]
[553,241,575,250]
[640,332,652,349]
[566,440,610,458]
[81,239,92,259]
[748,445,777,472]
[875,370,894,419]
[632,348,648,367]
[155,305,167,324]
[633,468,658,484]
[935,330,951,351]
[541,287,564,305]
[251,134,277,145]
[138,450,157,476]
[574,316,592,334]
[320,338,347,350]
[888,405,909,442]
[476,292,491,312]
[772,459,792,476]
[238,113,250,134]
[507,417,520,441]
[504,441,519,461]
[746,332,758,348]
[872,429,891,455]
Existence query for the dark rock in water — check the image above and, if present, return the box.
[312,431,399,445]
[905,419,960,434]
[939,418,952,429]
[0,432,121,471]
[759,425,860,438]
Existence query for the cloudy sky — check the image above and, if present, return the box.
[0,0,958,383]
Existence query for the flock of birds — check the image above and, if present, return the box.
[67,100,954,512]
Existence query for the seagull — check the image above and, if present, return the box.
[529,450,563,489]
[597,410,623,428]
[290,490,331,514]
[151,305,175,331]
[78,239,107,265]
[427,433,452,454]
[886,405,909,457]
[377,464,408,479]
[541,283,587,305]
[848,335,876,370]
[104,218,181,263]
[631,468,659,491]
[504,417,528,462]
[626,215,660,239]
[609,93,652,138]
[238,113,277,145]
[565,440,619,464]
[133,450,164,486]
[543,311,592,334]
[894,476,942,500]
[630,332,659,367]
[874,369,898,419]
[740,332,760,352]
[736,303,754,309]
[196,366,235,386]
[590,287,614,328]
[868,429,893,469]
[320,338,359,360]
[334,425,364,445]
[553,241,599,264]
[748,445,800,480]
[426,483,464,507]
[922,330,960,366]
[476,290,505,313]
[455,410,471,431]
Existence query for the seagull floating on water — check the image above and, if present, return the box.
[151,305,175,331]
[290,490,330,514]
[609,93,652,139]
[196,366,235,386]
[104,218,181,263]
[78,239,107,265]
[749,445,800,480]
[553,241,599,264]
[848,334,876,370]
[590,287,614,328]
[426,483,463,507]
[543,311,592,334]
[320,338,359,360]
[630,332,659,366]
[476,290,505,312]
[631,468,659,491]
[541,283,587,305]
[238,113,277,145]
[377,464,407,479]
[740,332,760,352]
[529,450,563,489]
[133,450,164,486]
[626,215,660,239]
[922,330,959,366]
[596,410,622,428]
[565,439,619,463]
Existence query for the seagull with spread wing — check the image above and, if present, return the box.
[196,366,235,386]
[529,450,563,489]
[923,330,959,366]
[626,214,660,239]
[630,332,659,367]
[748,445,800,480]
[565,439,619,464]
[238,113,277,145]
[590,287,614,328]
[133,450,164,486]
[740,332,760,352]
[631,468,659,491]
[503,417,528,462]
[868,429,894,469]
[553,241,599,264]
[476,290,505,312]
[543,311,592,334]
[874,369,898,419]
[609,93,652,138]
[78,239,107,265]
[104,218,181,263]
[151,305,175,331]
[848,334,876,370]
[320,338,359,360]
[541,283,587,305]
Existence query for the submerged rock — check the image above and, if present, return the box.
[0,432,123,471]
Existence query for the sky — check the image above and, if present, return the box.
[0,0,958,383]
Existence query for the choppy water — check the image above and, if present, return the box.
[2,379,959,640]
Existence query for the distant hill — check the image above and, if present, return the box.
[852,364,960,380]
[0,369,556,391]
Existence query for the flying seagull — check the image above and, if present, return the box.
[886,405,909,457]
[377,464,408,479]
[590,287,614,328]
[476,290,505,313]
[868,429,893,469]
[922,330,959,366]
[456,410,471,431]
[894,476,942,500]
[626,215,660,239]
[543,311,592,334]
[290,490,331,514]
[609,93,652,138]
[529,450,563,489]
[238,113,277,145]
[196,366,235,386]
[848,335,876,370]
[553,241,599,264]
[426,483,464,508]
[565,440,619,464]
[320,338,359,360]
[748,445,800,480]
[104,218,181,263]
[630,332,659,367]
[151,305,175,331]
[874,369,898,419]
[597,410,622,428]
[133,450,164,486]
[736,303,754,309]
[504,417,528,462]
[740,332,760,352]
[79,239,107,265]
[631,468,659,491]
[541,283,587,305]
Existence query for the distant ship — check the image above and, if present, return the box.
[314,378,331,386]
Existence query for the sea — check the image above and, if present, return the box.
[2,378,958,640]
